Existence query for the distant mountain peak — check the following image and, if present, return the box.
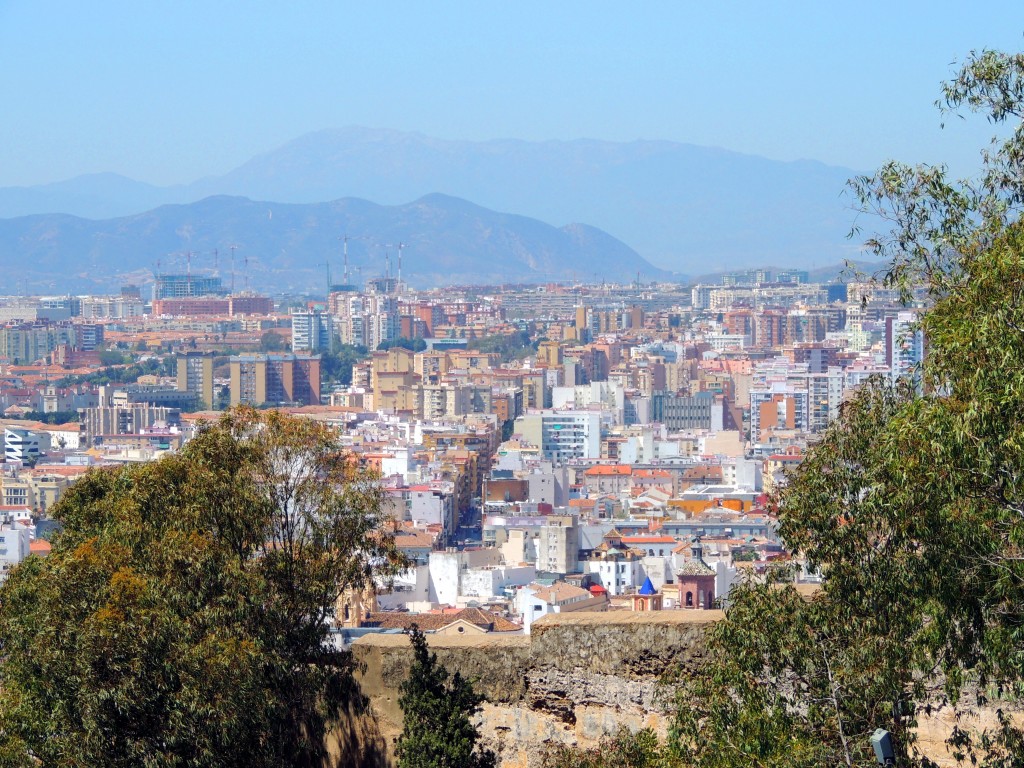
[0,127,868,271]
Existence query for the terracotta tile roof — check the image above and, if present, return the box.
[526,581,593,604]
[365,607,520,633]
[569,498,596,508]
[622,536,677,545]
[29,539,51,556]
[394,531,436,549]
[27,466,89,477]
[583,465,632,477]
[768,453,803,462]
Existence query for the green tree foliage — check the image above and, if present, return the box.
[670,48,1024,768]
[98,349,131,366]
[260,330,286,352]
[0,407,404,767]
[850,48,1024,299]
[395,627,495,768]
[466,331,534,363]
[671,230,1024,767]
[321,344,369,385]
[52,356,173,388]
[19,410,79,425]
[542,728,671,768]
[482,45,1024,768]
[376,337,427,352]
[673,387,929,765]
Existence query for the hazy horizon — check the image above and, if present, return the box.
[3,2,1023,188]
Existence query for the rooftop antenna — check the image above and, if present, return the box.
[211,248,219,274]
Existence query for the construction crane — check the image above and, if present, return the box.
[337,234,369,286]
[396,241,408,284]
[227,244,239,293]
[377,241,409,284]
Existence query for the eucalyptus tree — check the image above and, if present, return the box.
[0,407,404,768]
[672,48,1024,768]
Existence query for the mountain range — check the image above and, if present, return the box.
[0,194,663,293]
[0,127,866,286]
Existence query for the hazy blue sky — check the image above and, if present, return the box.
[1,2,1022,187]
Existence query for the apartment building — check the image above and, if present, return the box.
[176,352,216,409]
[229,353,321,406]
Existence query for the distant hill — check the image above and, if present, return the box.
[0,128,867,274]
[0,173,177,220]
[0,194,667,293]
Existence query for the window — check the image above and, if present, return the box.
[685,591,693,607]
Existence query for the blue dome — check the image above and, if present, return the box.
[638,577,657,596]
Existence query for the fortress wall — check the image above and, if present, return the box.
[346,611,719,767]
[340,609,989,767]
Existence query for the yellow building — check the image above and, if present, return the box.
[536,340,564,369]
[1,470,75,514]
[177,352,215,409]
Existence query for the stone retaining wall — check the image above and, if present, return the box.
[344,611,720,767]
[337,609,994,767]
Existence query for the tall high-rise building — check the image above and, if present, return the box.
[291,309,333,353]
[749,384,810,442]
[0,322,76,364]
[886,311,925,386]
[75,323,105,351]
[176,352,215,409]
[229,354,321,407]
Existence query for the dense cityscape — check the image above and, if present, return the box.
[0,266,924,630]
[8,6,1024,766]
